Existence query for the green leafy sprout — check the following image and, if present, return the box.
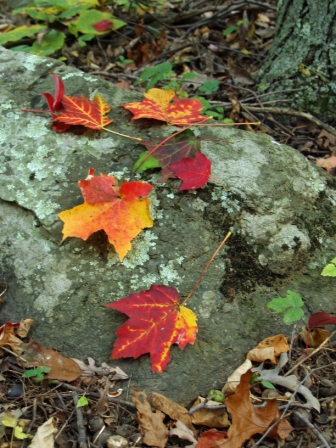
[22,366,51,381]
[251,373,275,389]
[321,257,336,277]
[267,290,304,324]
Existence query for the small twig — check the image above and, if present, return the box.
[251,362,336,447]
[288,324,297,362]
[72,390,88,448]
[1,346,30,364]
[21,398,37,448]
[243,106,336,137]
[0,282,8,298]
[293,410,330,448]
[59,382,136,409]
[181,231,231,306]
[188,399,227,414]
[55,409,75,443]
[285,330,336,377]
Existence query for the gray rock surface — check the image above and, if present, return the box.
[1,46,336,404]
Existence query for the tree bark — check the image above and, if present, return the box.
[258,0,336,120]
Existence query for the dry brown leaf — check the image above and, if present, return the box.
[190,397,230,428]
[169,420,197,447]
[16,319,34,338]
[0,323,24,354]
[132,389,168,448]
[228,57,255,85]
[247,334,289,364]
[222,359,252,395]
[316,156,336,174]
[256,13,271,23]
[217,371,293,447]
[299,326,329,347]
[20,340,82,382]
[72,357,128,379]
[27,417,57,448]
[151,392,195,434]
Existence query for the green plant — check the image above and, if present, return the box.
[77,396,89,407]
[116,55,133,68]
[137,62,174,90]
[251,373,275,389]
[22,366,51,380]
[136,62,198,93]
[207,389,225,402]
[198,79,219,95]
[267,290,304,324]
[0,0,125,57]
[222,18,249,37]
[321,257,336,276]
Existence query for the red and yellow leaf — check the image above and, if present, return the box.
[58,168,153,261]
[54,93,113,129]
[107,285,198,373]
[123,88,208,126]
[169,152,211,190]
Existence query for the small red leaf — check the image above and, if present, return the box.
[308,312,336,330]
[198,429,227,448]
[169,152,211,190]
[93,20,113,31]
[41,73,65,113]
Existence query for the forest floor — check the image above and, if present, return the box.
[1,0,336,447]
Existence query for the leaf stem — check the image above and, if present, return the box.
[102,127,142,141]
[131,117,211,176]
[181,231,232,306]
[196,121,261,126]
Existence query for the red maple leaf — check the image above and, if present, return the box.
[58,168,153,261]
[93,20,113,31]
[54,94,113,130]
[107,285,198,373]
[123,88,208,126]
[169,152,211,190]
[135,130,200,181]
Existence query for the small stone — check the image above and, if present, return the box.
[92,429,114,445]
[115,424,134,438]
[106,435,129,448]
[261,389,280,399]
[88,416,105,432]
[129,433,142,445]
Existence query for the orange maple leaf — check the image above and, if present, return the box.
[107,285,198,373]
[214,371,293,448]
[54,93,113,129]
[123,88,208,126]
[58,168,153,261]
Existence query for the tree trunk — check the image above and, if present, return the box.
[258,0,336,120]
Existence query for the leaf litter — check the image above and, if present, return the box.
[2,0,336,446]
[1,310,336,447]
